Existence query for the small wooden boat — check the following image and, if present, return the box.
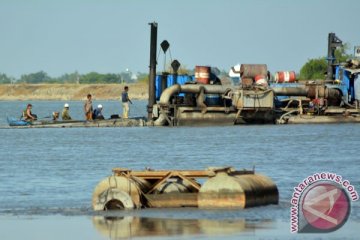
[7,117,85,126]
[6,116,146,128]
[7,117,30,126]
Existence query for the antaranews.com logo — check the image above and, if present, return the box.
[290,172,359,233]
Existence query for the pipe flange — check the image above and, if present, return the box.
[94,188,135,211]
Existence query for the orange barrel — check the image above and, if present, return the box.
[195,66,211,84]
[254,75,268,87]
[240,64,267,78]
[274,71,296,83]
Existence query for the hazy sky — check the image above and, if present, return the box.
[0,0,359,77]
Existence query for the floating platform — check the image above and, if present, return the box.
[279,114,360,124]
[6,114,360,128]
[7,117,146,128]
[92,166,279,211]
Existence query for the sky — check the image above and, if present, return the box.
[0,0,359,78]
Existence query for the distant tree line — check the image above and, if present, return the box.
[0,71,148,84]
[0,73,16,84]
[4,48,352,85]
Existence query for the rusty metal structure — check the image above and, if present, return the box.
[148,25,360,126]
[92,166,278,211]
[150,65,350,126]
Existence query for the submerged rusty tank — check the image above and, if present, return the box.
[92,166,278,210]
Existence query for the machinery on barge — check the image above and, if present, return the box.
[147,23,360,126]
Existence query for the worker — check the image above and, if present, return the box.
[84,94,93,120]
[93,104,105,120]
[62,103,72,120]
[23,103,37,121]
[52,112,59,121]
[121,86,132,118]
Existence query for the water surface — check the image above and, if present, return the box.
[0,100,359,239]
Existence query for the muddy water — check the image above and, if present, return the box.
[0,100,359,239]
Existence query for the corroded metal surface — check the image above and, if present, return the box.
[112,168,216,179]
[93,167,278,211]
[285,115,360,124]
[145,193,198,208]
[198,172,278,209]
[92,175,150,210]
[238,64,268,78]
[232,89,274,109]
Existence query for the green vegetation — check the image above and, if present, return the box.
[18,71,51,84]
[79,72,122,84]
[0,70,144,84]
[299,58,328,80]
[0,73,16,84]
[299,44,353,80]
[0,67,193,85]
[54,72,80,84]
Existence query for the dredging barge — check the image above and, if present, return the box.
[92,166,278,211]
[147,26,360,126]
[7,26,360,128]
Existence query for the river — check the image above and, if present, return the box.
[0,100,359,239]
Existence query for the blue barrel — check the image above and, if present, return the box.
[156,74,193,100]
[155,75,162,100]
[205,94,222,106]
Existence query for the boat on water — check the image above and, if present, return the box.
[7,117,84,126]
[6,117,146,128]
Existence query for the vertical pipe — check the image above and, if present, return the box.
[174,73,178,85]
[161,72,168,95]
[326,33,335,80]
[148,22,158,119]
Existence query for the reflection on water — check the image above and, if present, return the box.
[92,216,273,239]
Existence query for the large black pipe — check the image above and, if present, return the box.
[272,87,308,96]
[272,86,341,100]
[327,33,335,80]
[148,22,158,119]
[154,84,230,126]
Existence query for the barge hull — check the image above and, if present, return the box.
[285,115,360,124]
[9,118,146,128]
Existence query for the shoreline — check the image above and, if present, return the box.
[0,83,148,101]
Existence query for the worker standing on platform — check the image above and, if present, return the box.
[84,94,93,120]
[121,86,132,118]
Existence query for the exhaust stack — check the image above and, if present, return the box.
[326,33,342,80]
[147,22,158,120]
